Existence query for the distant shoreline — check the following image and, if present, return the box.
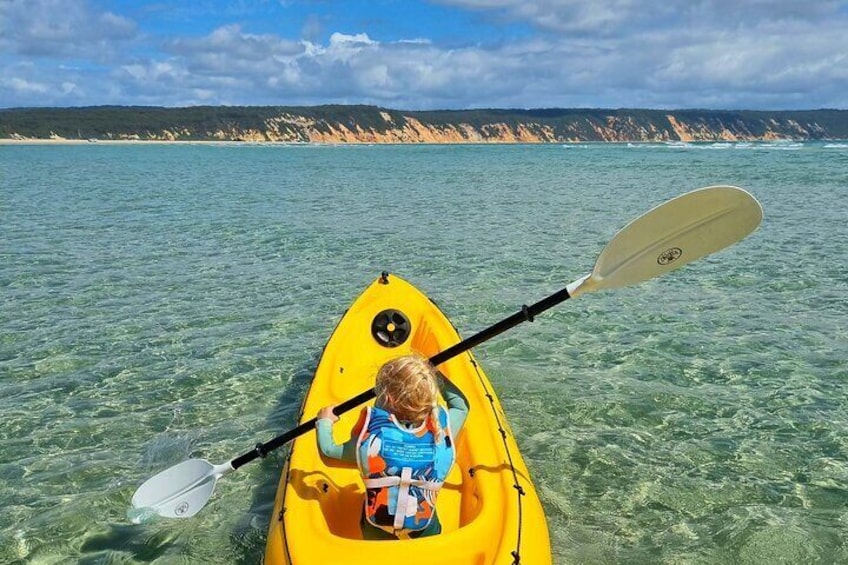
[3,106,846,143]
[0,138,848,147]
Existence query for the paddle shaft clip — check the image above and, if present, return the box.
[254,442,269,459]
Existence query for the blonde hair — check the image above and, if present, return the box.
[375,354,440,428]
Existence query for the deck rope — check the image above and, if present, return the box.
[469,355,525,564]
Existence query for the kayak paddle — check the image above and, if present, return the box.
[130,184,763,521]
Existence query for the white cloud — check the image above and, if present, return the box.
[5,77,50,95]
[166,24,303,59]
[120,61,184,83]
[0,0,136,58]
[329,32,377,46]
[0,0,846,109]
[436,0,846,35]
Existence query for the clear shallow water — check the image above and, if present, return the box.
[1,141,847,564]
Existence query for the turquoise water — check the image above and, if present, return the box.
[1,141,847,564]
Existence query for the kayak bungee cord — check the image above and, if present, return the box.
[468,355,526,564]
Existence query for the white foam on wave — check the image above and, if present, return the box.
[758,141,805,150]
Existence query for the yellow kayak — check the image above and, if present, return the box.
[264,273,552,564]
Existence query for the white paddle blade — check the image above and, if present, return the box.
[131,458,232,520]
[569,185,762,297]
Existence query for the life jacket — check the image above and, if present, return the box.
[355,405,455,536]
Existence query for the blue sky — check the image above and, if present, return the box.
[1,0,847,110]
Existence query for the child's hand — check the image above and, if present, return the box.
[317,405,339,423]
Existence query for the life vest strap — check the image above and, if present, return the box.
[393,467,413,530]
[364,475,444,491]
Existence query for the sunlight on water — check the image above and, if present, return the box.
[126,508,160,526]
[1,142,846,563]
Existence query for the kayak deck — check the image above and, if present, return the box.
[264,273,551,564]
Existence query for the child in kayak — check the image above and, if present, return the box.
[316,354,469,540]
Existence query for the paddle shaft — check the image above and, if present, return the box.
[229,286,572,469]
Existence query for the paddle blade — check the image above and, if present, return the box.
[130,458,232,520]
[570,185,762,297]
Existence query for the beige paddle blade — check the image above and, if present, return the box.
[568,185,763,298]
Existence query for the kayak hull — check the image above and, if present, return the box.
[264,274,552,564]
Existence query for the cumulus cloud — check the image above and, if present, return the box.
[0,0,136,58]
[0,0,846,109]
[436,0,845,35]
[3,77,50,95]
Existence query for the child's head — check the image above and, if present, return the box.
[375,354,439,424]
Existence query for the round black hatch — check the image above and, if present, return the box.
[371,309,411,348]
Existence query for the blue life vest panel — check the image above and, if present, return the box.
[355,405,455,535]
